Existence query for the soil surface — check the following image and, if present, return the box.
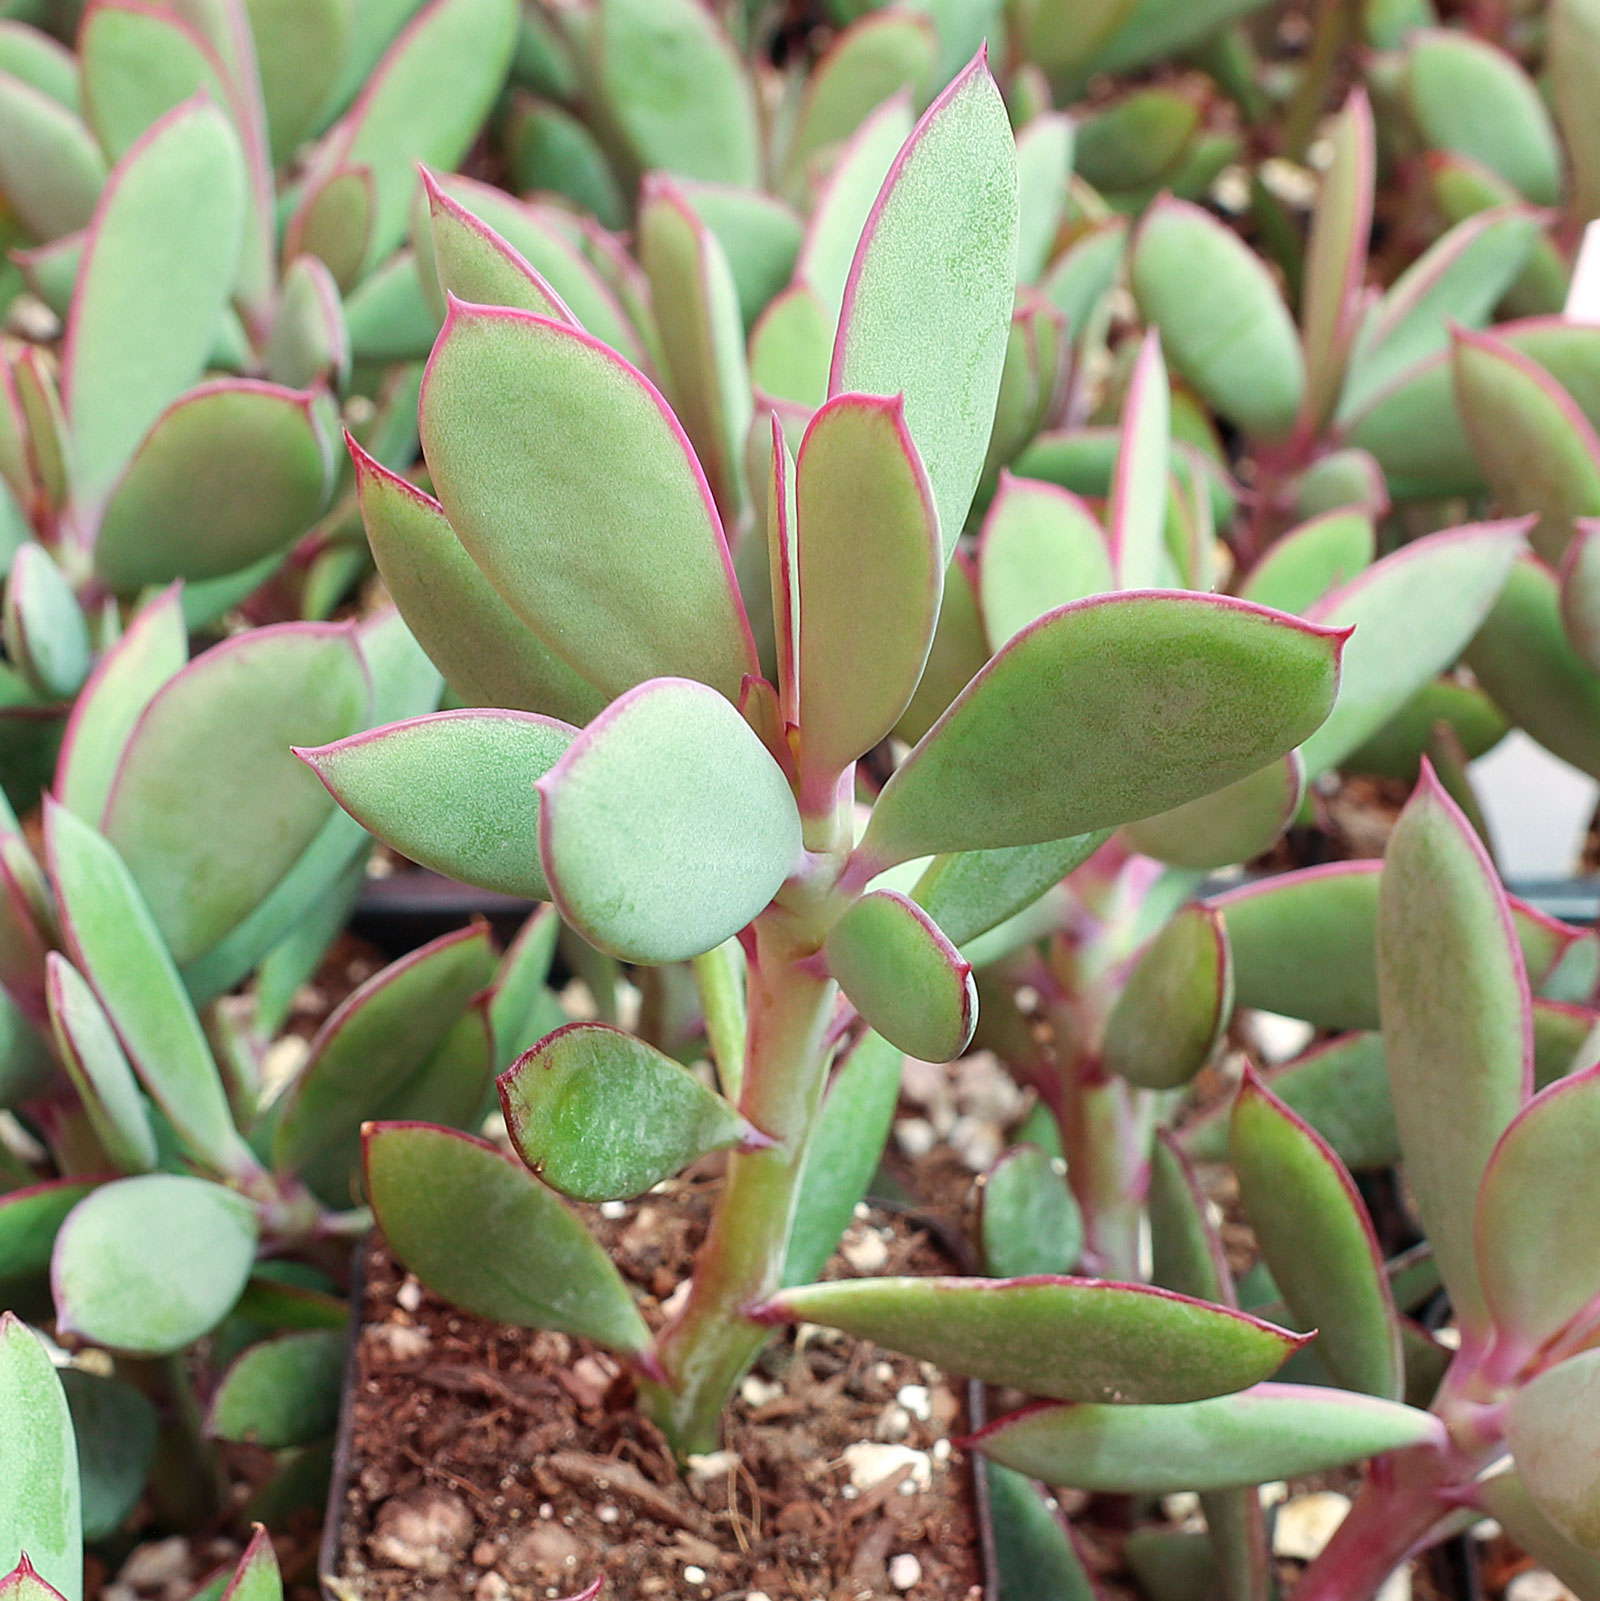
[332,1174,982,1601]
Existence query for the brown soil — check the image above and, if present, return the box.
[331,1174,982,1601]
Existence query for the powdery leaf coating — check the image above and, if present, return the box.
[0,1317,79,1601]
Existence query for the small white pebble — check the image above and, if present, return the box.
[852,1203,872,1220]
[747,1594,772,1601]
[889,1554,922,1591]
[897,1384,932,1421]
[1258,1481,1290,1507]
[740,1374,783,1407]
[842,1231,890,1273]
[1162,1492,1201,1524]
[1273,1492,1351,1561]
[1471,1518,1504,1541]
[876,1405,912,1441]
[841,1442,933,1493]
[396,1277,423,1313]
[1434,1326,1462,1350]
[1376,1568,1411,1601]
[683,1567,706,1585]
[1507,1574,1578,1601]
[596,1505,618,1524]
[895,1117,937,1158]
[932,1438,952,1462]
[871,1361,895,1385]
[686,1450,740,1482]
[599,1201,627,1220]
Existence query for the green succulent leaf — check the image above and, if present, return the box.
[246,0,354,161]
[796,392,941,793]
[1122,754,1304,871]
[1103,904,1232,1091]
[2,546,88,702]
[760,1277,1305,1404]
[1480,1468,1600,1597]
[979,1144,1082,1279]
[986,1463,1098,1601]
[52,1175,258,1355]
[420,301,756,701]
[1107,330,1170,589]
[1552,0,1600,224]
[0,1314,79,1601]
[1560,520,1600,673]
[860,592,1344,865]
[1377,764,1532,1340]
[910,832,1106,949]
[537,678,802,964]
[0,73,105,242]
[674,181,803,333]
[1508,1350,1600,1550]
[421,170,574,319]
[970,1383,1443,1494]
[206,1330,345,1448]
[825,889,976,1062]
[894,550,988,744]
[300,709,576,899]
[500,1023,761,1202]
[829,51,1019,552]
[1013,112,1073,285]
[1240,509,1375,615]
[1147,1130,1231,1304]
[264,256,351,391]
[365,1121,652,1356]
[1074,86,1199,192]
[59,1369,156,1545]
[0,1180,102,1284]
[218,1527,281,1601]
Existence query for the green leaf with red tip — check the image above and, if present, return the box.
[1108,331,1170,589]
[1240,510,1375,615]
[0,1315,79,1601]
[52,1174,257,1355]
[207,1331,344,1448]
[0,73,104,241]
[979,1144,1082,1279]
[1508,1350,1600,1549]
[795,393,941,791]
[1406,30,1561,204]
[45,955,156,1175]
[537,679,801,965]
[365,1122,651,1355]
[1300,90,1374,432]
[1453,330,1600,567]
[1103,904,1232,1091]
[94,381,333,589]
[422,175,573,320]
[971,1384,1444,1495]
[63,98,245,506]
[860,592,1344,865]
[1475,1066,1600,1355]
[1378,767,1532,1340]
[825,889,976,1062]
[1129,196,1303,439]
[102,623,370,966]
[46,804,246,1176]
[1123,754,1304,871]
[830,53,1018,552]
[273,927,495,1201]
[265,255,350,391]
[60,1369,156,1545]
[910,832,1106,949]
[300,709,575,900]
[669,181,800,333]
[1231,1070,1402,1399]
[499,1023,760,1202]
[286,164,371,289]
[0,1180,103,1284]
[977,475,1112,651]
[217,1527,281,1601]
[421,304,756,701]
[596,0,758,186]
[2,547,87,701]
[761,1276,1304,1403]
[1298,520,1525,778]
[639,175,751,524]
[350,444,603,725]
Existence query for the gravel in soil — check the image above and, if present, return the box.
[334,1174,981,1601]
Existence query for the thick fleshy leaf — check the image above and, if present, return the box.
[1346,678,1509,780]
[218,1527,281,1601]
[910,832,1106,949]
[273,927,495,1199]
[894,550,987,744]
[1231,1069,1402,1398]
[59,1369,155,1545]
[1148,1130,1230,1304]
[1406,29,1561,205]
[760,1276,1304,1403]
[1073,86,1198,192]
[422,173,573,320]
[300,710,575,899]
[2,546,87,701]
[500,1023,760,1202]
[1129,196,1304,439]
[830,52,1018,552]
[45,803,246,1176]
[1508,1351,1600,1549]
[1108,331,1170,589]
[206,1331,344,1448]
[1481,1469,1600,1596]
[1454,330,1600,567]
[94,381,332,589]
[1554,0,1600,225]
[1300,90,1374,431]
[675,181,802,333]
[0,73,105,242]
[350,442,603,724]
[1298,520,1524,777]
[860,593,1344,866]
[971,1384,1443,1494]
[1123,755,1304,871]
[1013,112,1073,286]
[986,1464,1098,1601]
[365,1122,651,1355]
[0,1181,101,1284]
[979,1144,1082,1278]
[62,98,244,506]
[421,303,755,700]
[825,890,976,1061]
[1103,904,1232,1090]
[1377,765,1532,1339]
[264,255,350,391]
[795,393,941,793]
[0,1315,79,1601]
[286,164,372,289]
[45,955,155,1175]
[1561,519,1600,672]
[977,474,1112,650]
[102,624,369,965]
[247,0,352,161]
[1240,510,1375,615]
[1475,1065,1600,1354]
[537,678,801,964]
[52,1175,257,1354]
[596,0,757,186]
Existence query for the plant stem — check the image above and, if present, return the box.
[643,909,839,1456]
